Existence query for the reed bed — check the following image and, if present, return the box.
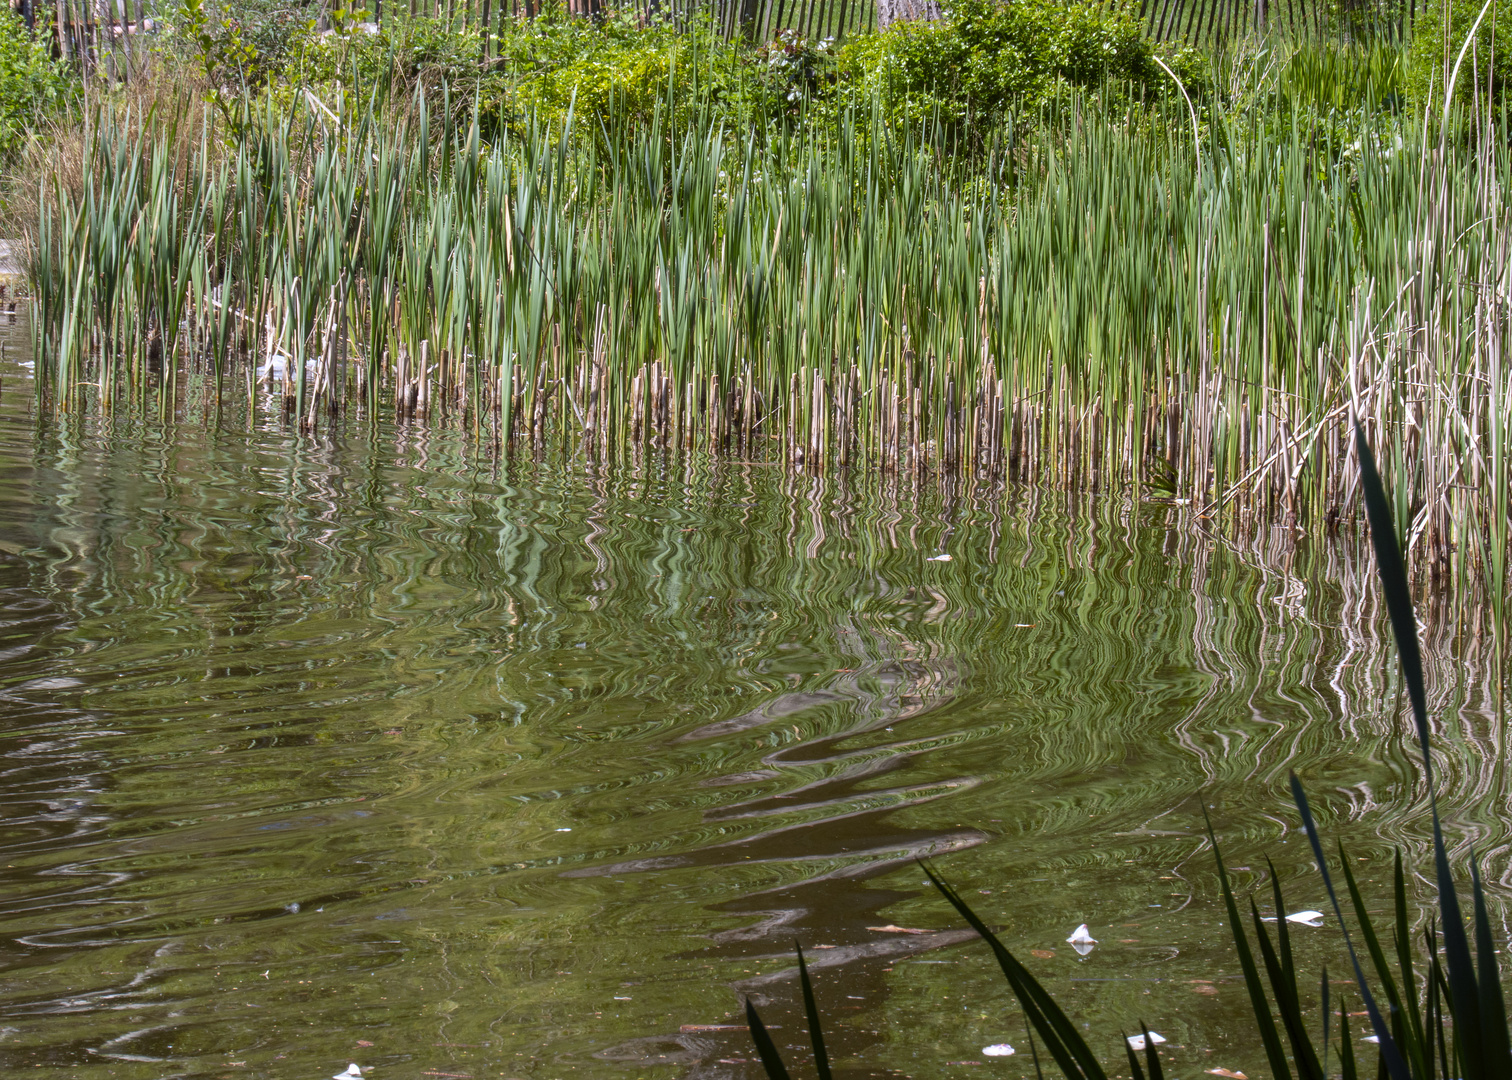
[23,80,1512,602]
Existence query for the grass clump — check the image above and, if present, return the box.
[17,0,1512,606]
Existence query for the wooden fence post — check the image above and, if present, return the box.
[55,0,68,61]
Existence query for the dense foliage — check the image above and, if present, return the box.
[161,0,1181,138]
[834,0,1163,129]
[1406,0,1512,106]
[0,10,73,160]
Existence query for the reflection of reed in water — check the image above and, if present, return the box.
[12,405,1512,1073]
[570,648,981,886]
[1189,522,1512,882]
[591,648,987,1075]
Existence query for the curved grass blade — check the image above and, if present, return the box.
[1123,1034,1148,1080]
[1424,925,1451,1080]
[745,996,792,1080]
[1339,999,1358,1080]
[1356,423,1500,1079]
[1467,854,1510,1073]
[1204,812,1293,1080]
[1321,967,1330,1079]
[795,942,832,1080]
[1027,1021,1047,1080]
[922,860,1107,1080]
[1248,896,1324,1080]
[1288,774,1412,1080]
[1267,858,1300,991]
[1353,423,1428,755]
[1390,852,1426,1064]
[1140,1023,1165,1080]
[1339,847,1422,1074]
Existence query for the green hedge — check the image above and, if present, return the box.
[0,10,74,160]
[834,0,1162,130]
[1406,0,1512,109]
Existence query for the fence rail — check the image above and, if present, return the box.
[1138,0,1410,43]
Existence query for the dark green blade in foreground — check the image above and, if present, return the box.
[1205,817,1294,1080]
[1288,774,1412,1080]
[746,996,792,1080]
[1140,1023,1165,1080]
[1353,424,1428,755]
[923,860,1109,1080]
[1354,422,1510,1080]
[1123,1033,1148,1080]
[796,942,833,1080]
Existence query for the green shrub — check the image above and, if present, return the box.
[834,0,1159,133]
[168,0,321,90]
[254,5,795,141]
[0,10,74,160]
[1406,0,1512,109]
[501,7,774,134]
[284,14,486,93]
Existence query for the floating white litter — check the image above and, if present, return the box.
[926,554,953,562]
[982,1044,1016,1057]
[1362,1036,1381,1044]
[1261,910,1326,927]
[1127,1033,1167,1051]
[1066,924,1098,955]
[333,1066,364,1080]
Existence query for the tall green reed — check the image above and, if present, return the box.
[24,75,1512,606]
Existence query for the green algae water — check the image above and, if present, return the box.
[0,328,1507,1080]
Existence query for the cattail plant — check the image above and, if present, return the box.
[22,74,1512,611]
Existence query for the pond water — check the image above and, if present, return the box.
[0,327,1507,1080]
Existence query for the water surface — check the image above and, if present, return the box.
[0,338,1506,1080]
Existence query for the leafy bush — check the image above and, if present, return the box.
[168,0,321,90]
[238,5,798,141]
[754,28,837,110]
[500,7,775,134]
[834,0,1160,132]
[1406,0,1512,109]
[282,14,485,97]
[0,9,74,160]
